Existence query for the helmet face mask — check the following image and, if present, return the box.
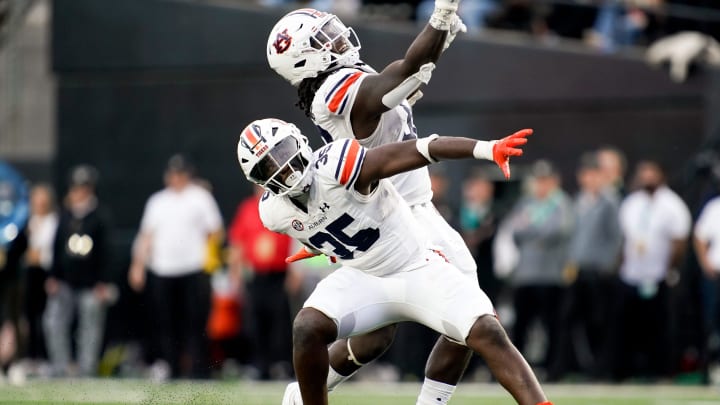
[238,119,313,197]
[267,9,362,86]
[310,17,360,57]
[250,137,310,196]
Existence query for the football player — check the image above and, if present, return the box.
[266,2,505,404]
[236,118,550,405]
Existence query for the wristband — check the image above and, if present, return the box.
[429,8,455,31]
[472,140,495,161]
[430,0,459,30]
[416,134,440,163]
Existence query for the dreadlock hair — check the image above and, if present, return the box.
[296,69,338,120]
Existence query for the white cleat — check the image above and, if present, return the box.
[281,381,303,405]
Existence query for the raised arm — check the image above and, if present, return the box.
[354,129,533,194]
[350,0,463,138]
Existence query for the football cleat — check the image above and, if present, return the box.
[281,382,303,405]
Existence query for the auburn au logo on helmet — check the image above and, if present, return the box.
[273,29,292,54]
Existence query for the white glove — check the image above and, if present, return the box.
[442,14,467,52]
[646,31,720,83]
[435,0,460,13]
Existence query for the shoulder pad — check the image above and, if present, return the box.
[317,68,366,115]
[314,139,367,189]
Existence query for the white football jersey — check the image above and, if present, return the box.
[311,67,433,207]
[259,138,430,277]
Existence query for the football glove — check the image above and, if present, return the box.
[646,31,720,83]
[285,247,337,264]
[286,247,319,263]
[473,129,532,179]
[493,129,532,179]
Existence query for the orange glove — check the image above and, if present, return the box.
[285,247,319,263]
[492,129,532,179]
[286,247,338,264]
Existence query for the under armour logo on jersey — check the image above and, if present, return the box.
[319,202,330,213]
[273,29,292,54]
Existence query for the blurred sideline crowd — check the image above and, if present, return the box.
[255,0,720,52]
[2,144,720,386]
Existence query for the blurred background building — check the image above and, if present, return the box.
[1,0,720,385]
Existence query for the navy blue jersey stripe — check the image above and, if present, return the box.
[335,139,350,180]
[325,72,354,103]
[337,95,349,115]
[345,147,365,189]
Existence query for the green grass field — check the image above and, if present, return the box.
[0,380,717,405]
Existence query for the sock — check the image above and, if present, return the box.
[537,402,553,405]
[416,377,456,405]
[327,366,356,393]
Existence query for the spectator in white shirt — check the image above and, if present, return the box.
[611,160,690,381]
[23,184,58,362]
[128,155,224,379]
[693,193,720,371]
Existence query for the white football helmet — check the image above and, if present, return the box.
[267,8,361,86]
[237,118,313,197]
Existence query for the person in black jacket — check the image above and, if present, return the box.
[43,165,113,377]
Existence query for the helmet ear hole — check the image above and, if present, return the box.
[294,60,306,68]
[240,158,249,164]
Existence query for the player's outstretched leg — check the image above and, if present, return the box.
[291,308,338,405]
[283,322,397,404]
[465,315,551,405]
[425,336,473,383]
[415,336,473,405]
